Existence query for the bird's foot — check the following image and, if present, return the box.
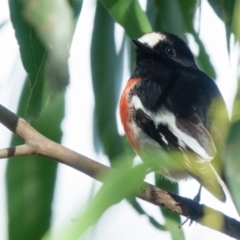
[189,185,202,225]
[179,185,202,227]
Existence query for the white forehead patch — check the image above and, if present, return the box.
[138,32,166,48]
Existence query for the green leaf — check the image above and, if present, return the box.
[178,0,216,79]
[52,158,150,240]
[100,0,152,38]
[225,0,240,214]
[6,80,65,240]
[225,121,240,215]
[68,0,83,19]
[91,2,126,163]
[21,0,74,90]
[190,31,217,80]
[232,0,240,42]
[207,0,235,49]
[207,0,235,23]
[9,0,74,118]
[150,0,186,37]
[225,77,240,214]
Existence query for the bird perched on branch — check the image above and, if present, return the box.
[119,31,229,202]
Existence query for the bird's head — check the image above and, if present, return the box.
[132,31,197,69]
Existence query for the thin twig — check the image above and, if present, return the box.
[0,103,240,239]
[0,144,36,158]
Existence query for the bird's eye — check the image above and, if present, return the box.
[165,46,176,57]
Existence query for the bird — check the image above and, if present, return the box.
[119,31,229,202]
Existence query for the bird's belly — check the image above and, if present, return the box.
[129,120,191,181]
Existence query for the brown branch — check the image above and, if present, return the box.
[0,103,240,239]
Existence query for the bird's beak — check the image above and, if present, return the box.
[132,39,152,53]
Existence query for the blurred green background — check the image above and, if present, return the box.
[0,0,240,239]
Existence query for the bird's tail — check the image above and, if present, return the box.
[209,163,231,202]
[187,160,227,202]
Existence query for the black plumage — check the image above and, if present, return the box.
[120,31,229,202]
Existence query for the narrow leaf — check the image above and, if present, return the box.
[55,159,150,240]
[6,80,65,240]
[100,0,152,38]
[207,0,235,50]
[91,2,125,163]
[68,0,83,19]
[151,0,186,37]
[232,0,240,42]
[21,0,74,90]
[225,0,240,214]
[225,121,240,215]
[225,77,240,214]
[178,0,216,79]
[8,0,74,118]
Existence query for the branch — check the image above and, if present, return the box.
[0,103,239,239]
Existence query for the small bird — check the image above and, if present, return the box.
[119,31,229,202]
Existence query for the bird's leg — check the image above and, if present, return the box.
[179,185,202,228]
[193,185,202,203]
[189,185,202,226]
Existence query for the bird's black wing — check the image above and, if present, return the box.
[175,113,216,161]
[133,108,216,162]
[133,108,226,202]
[133,108,180,150]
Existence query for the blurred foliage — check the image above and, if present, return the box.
[225,0,240,216]
[6,80,64,240]
[0,20,8,29]
[2,0,240,239]
[91,2,125,163]
[100,0,152,38]
[9,0,74,118]
[208,0,235,49]
[6,0,81,239]
[68,0,83,19]
[226,77,240,215]
[232,0,240,42]
[53,155,150,240]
